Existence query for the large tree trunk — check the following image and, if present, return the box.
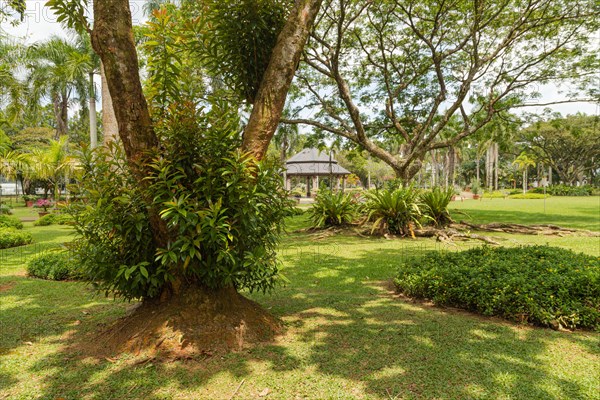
[87,0,323,356]
[448,146,456,187]
[91,0,170,255]
[242,0,323,160]
[100,62,119,144]
[52,94,69,139]
[493,143,499,190]
[89,72,98,149]
[476,156,480,185]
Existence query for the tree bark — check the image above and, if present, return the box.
[89,72,98,149]
[91,0,168,250]
[100,62,119,145]
[242,0,323,161]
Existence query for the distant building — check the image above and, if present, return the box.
[285,148,350,197]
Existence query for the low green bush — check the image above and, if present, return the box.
[531,184,595,196]
[0,215,23,229]
[34,213,74,227]
[482,190,507,199]
[308,189,358,227]
[0,204,12,215]
[508,193,550,199]
[0,228,33,249]
[27,251,81,281]
[395,245,600,330]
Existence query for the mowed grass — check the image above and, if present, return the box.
[450,196,600,231]
[0,207,599,399]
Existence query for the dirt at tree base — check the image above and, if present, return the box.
[74,287,282,360]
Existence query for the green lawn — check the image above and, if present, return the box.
[450,196,600,231]
[0,206,599,399]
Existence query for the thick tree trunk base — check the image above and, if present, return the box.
[75,286,282,359]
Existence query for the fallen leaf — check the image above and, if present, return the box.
[74,320,81,326]
[24,341,33,346]
[258,388,271,397]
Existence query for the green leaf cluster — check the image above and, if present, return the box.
[419,186,454,228]
[364,186,422,236]
[199,0,290,103]
[308,189,358,228]
[68,104,293,299]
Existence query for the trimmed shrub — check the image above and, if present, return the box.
[395,245,600,330]
[420,186,454,227]
[508,193,550,199]
[308,189,358,227]
[482,190,507,199]
[0,228,33,249]
[531,184,595,196]
[34,213,74,227]
[0,204,12,215]
[0,215,23,230]
[27,251,81,281]
[364,187,421,236]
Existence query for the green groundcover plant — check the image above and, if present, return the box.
[34,213,74,227]
[0,228,32,249]
[27,251,82,281]
[0,214,23,229]
[395,245,600,330]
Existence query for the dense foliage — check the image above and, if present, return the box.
[34,212,74,227]
[308,189,358,227]
[27,251,81,281]
[395,246,600,330]
[531,184,595,196]
[508,193,550,199]
[0,227,32,249]
[69,106,293,299]
[364,187,421,235]
[0,214,22,229]
[420,187,454,227]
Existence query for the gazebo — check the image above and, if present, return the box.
[285,148,351,197]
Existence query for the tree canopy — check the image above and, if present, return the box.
[283,0,599,181]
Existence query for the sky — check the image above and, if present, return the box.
[2,0,599,118]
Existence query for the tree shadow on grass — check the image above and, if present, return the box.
[2,237,599,399]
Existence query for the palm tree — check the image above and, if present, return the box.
[29,136,75,201]
[513,152,536,194]
[25,37,92,139]
[0,33,28,127]
[71,32,101,148]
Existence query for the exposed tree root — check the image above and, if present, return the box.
[413,228,501,245]
[74,287,282,360]
[458,221,599,237]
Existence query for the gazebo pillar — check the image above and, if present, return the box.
[342,176,346,192]
[306,176,311,197]
[312,175,319,195]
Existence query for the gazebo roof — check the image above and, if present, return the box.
[285,148,350,176]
